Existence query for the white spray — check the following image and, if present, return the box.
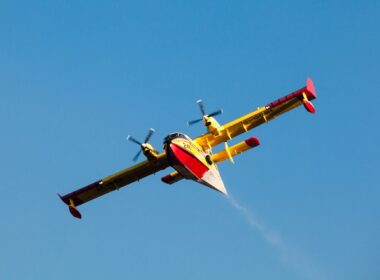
[226,194,327,280]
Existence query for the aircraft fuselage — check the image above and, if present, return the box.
[163,132,226,193]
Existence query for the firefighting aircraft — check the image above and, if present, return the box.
[58,78,317,219]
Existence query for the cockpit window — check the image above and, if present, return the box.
[163,132,186,144]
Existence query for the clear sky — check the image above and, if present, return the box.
[1,1,379,279]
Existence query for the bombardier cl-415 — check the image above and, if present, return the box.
[59,78,317,219]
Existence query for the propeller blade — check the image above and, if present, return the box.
[144,128,155,143]
[188,118,203,126]
[127,135,142,145]
[133,150,142,162]
[197,99,206,116]
[208,109,223,117]
[127,128,156,162]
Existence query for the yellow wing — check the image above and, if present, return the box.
[195,78,317,149]
[59,152,169,218]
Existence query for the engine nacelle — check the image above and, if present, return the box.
[142,143,159,160]
[203,116,222,136]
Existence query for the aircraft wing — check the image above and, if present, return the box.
[58,152,169,218]
[194,78,317,149]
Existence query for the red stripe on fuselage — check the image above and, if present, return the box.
[169,143,209,180]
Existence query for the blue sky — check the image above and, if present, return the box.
[1,1,379,279]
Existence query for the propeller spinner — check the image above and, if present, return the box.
[187,100,223,126]
[127,128,155,162]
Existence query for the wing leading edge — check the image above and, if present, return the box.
[195,78,317,149]
[58,152,169,218]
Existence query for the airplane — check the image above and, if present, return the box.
[58,78,317,219]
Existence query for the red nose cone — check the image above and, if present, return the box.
[303,100,316,114]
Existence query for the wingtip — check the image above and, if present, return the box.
[57,193,67,205]
[57,193,82,219]
[306,77,317,100]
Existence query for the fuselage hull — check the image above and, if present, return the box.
[164,134,226,194]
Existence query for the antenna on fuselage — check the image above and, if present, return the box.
[187,100,223,126]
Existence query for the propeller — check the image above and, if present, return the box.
[127,128,155,162]
[187,100,223,126]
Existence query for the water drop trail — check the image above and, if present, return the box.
[226,194,327,280]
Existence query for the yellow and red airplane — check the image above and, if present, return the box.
[58,78,317,219]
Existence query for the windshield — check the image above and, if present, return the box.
[163,132,186,144]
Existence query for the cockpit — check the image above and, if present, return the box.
[163,132,187,144]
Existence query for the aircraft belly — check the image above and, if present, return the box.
[168,143,209,179]
[167,141,227,194]
[201,169,227,194]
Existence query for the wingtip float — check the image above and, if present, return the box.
[57,193,82,219]
[59,77,317,219]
